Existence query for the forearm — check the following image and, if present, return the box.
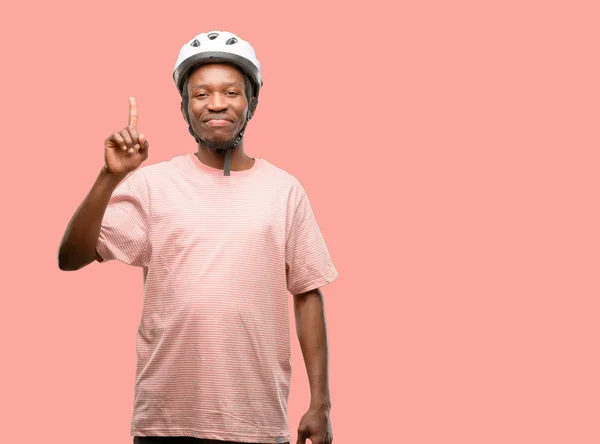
[58,167,125,270]
[294,289,331,410]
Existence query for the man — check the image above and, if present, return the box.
[58,31,338,444]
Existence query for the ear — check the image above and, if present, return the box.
[180,102,188,123]
[247,97,258,121]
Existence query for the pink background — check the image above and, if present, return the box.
[2,0,599,443]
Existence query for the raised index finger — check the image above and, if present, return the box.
[128,96,138,127]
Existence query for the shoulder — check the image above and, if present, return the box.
[113,155,187,199]
[131,154,189,182]
[258,158,306,195]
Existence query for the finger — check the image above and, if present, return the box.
[139,134,149,153]
[296,430,307,444]
[120,129,134,148]
[127,125,140,150]
[113,132,127,150]
[128,96,138,127]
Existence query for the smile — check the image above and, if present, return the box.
[205,119,232,127]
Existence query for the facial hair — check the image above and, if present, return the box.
[201,135,239,155]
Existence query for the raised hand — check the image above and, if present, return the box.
[104,97,149,175]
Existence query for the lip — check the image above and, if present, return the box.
[203,115,233,123]
[205,119,232,127]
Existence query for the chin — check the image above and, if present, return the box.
[199,128,234,141]
[202,136,238,152]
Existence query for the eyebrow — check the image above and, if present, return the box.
[190,82,243,91]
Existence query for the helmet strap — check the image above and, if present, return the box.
[183,95,255,176]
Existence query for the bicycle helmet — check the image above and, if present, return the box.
[173,31,263,176]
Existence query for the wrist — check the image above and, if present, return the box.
[98,166,126,190]
[100,165,126,181]
[310,395,331,412]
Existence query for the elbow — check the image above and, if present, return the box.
[57,245,89,271]
[58,263,78,272]
[58,251,77,271]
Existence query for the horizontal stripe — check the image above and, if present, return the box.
[97,152,337,442]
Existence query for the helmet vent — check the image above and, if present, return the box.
[226,37,238,45]
[190,39,201,47]
[207,32,219,40]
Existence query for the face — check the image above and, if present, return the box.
[182,63,253,149]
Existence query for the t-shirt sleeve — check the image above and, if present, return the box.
[285,184,338,295]
[96,169,151,267]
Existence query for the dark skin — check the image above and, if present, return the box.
[58,63,333,443]
[57,97,148,270]
[294,288,333,444]
[181,63,256,172]
[186,64,333,442]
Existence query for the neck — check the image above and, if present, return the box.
[195,142,254,172]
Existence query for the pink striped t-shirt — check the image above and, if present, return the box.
[95,152,338,443]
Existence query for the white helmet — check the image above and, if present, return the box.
[173,31,262,177]
[173,30,262,99]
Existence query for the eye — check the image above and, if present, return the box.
[226,91,239,96]
[194,92,208,98]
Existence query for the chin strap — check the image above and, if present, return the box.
[184,99,256,176]
[221,123,247,176]
[223,150,232,176]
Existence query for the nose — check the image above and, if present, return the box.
[207,93,228,111]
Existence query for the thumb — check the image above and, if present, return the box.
[296,428,308,444]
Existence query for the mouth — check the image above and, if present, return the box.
[204,119,232,127]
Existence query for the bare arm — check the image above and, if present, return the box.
[57,97,149,271]
[294,287,333,444]
[294,287,331,409]
[57,168,125,271]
